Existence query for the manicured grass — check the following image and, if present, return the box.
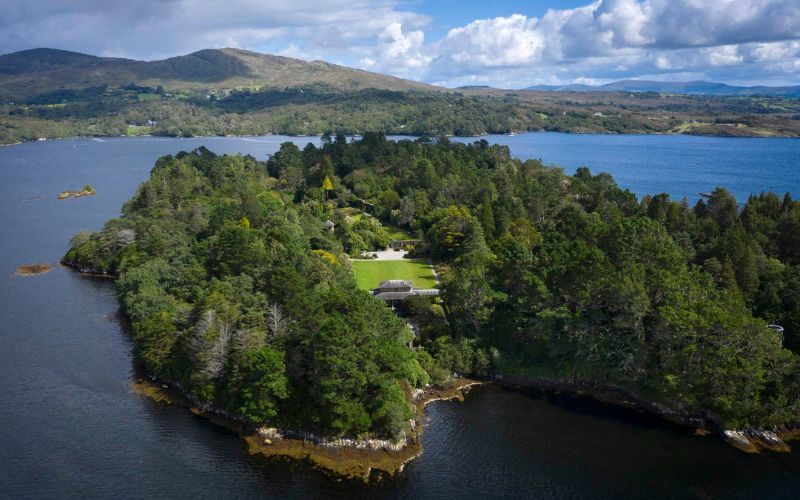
[351,258,437,291]
[382,224,413,240]
[126,124,154,136]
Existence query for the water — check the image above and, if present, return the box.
[1,134,799,499]
[452,133,800,203]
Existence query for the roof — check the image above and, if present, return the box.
[323,219,335,228]
[378,280,413,288]
[414,289,440,296]
[373,291,414,301]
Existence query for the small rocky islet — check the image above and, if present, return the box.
[15,263,53,276]
[58,185,96,200]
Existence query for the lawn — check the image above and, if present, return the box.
[351,258,437,291]
[381,223,413,240]
[126,124,154,136]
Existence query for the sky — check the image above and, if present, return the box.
[1,0,799,88]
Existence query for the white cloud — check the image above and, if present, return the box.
[0,0,430,62]
[361,22,429,75]
[424,0,800,86]
[593,0,650,47]
[1,0,799,87]
[437,15,543,68]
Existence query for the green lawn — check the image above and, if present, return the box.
[126,124,154,136]
[351,258,437,291]
[382,224,413,240]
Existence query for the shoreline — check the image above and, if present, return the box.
[59,260,115,278]
[492,374,800,454]
[129,370,800,481]
[133,369,800,482]
[2,128,798,148]
[132,377,484,480]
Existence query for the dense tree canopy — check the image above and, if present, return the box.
[66,135,800,434]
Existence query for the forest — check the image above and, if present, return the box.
[3,84,800,145]
[64,134,800,440]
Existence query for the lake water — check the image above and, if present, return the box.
[451,133,800,204]
[1,134,799,499]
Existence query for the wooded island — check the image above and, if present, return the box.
[63,134,800,453]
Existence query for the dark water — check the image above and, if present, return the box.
[1,134,799,499]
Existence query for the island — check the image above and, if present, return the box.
[15,263,53,276]
[58,184,96,200]
[63,135,800,476]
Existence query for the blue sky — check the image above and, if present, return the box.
[1,1,799,88]
[402,0,589,39]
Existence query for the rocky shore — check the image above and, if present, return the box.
[59,259,113,278]
[135,367,800,481]
[132,377,483,480]
[58,187,96,200]
[492,374,799,454]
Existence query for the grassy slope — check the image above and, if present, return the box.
[351,259,437,291]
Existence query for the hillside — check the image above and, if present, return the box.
[525,79,800,98]
[1,48,799,143]
[0,47,440,98]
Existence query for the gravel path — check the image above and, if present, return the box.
[353,249,409,261]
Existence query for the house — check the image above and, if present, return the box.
[323,220,335,232]
[371,280,439,304]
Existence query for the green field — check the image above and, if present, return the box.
[126,124,154,136]
[351,258,437,291]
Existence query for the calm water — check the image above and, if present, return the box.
[1,134,799,499]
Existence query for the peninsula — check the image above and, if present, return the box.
[63,135,800,474]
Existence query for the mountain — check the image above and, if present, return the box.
[524,79,800,97]
[0,47,441,98]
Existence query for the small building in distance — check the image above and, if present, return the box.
[371,280,439,304]
[323,220,335,232]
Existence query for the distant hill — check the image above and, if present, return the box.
[525,80,800,98]
[0,47,441,98]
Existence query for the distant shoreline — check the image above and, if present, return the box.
[2,129,799,149]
